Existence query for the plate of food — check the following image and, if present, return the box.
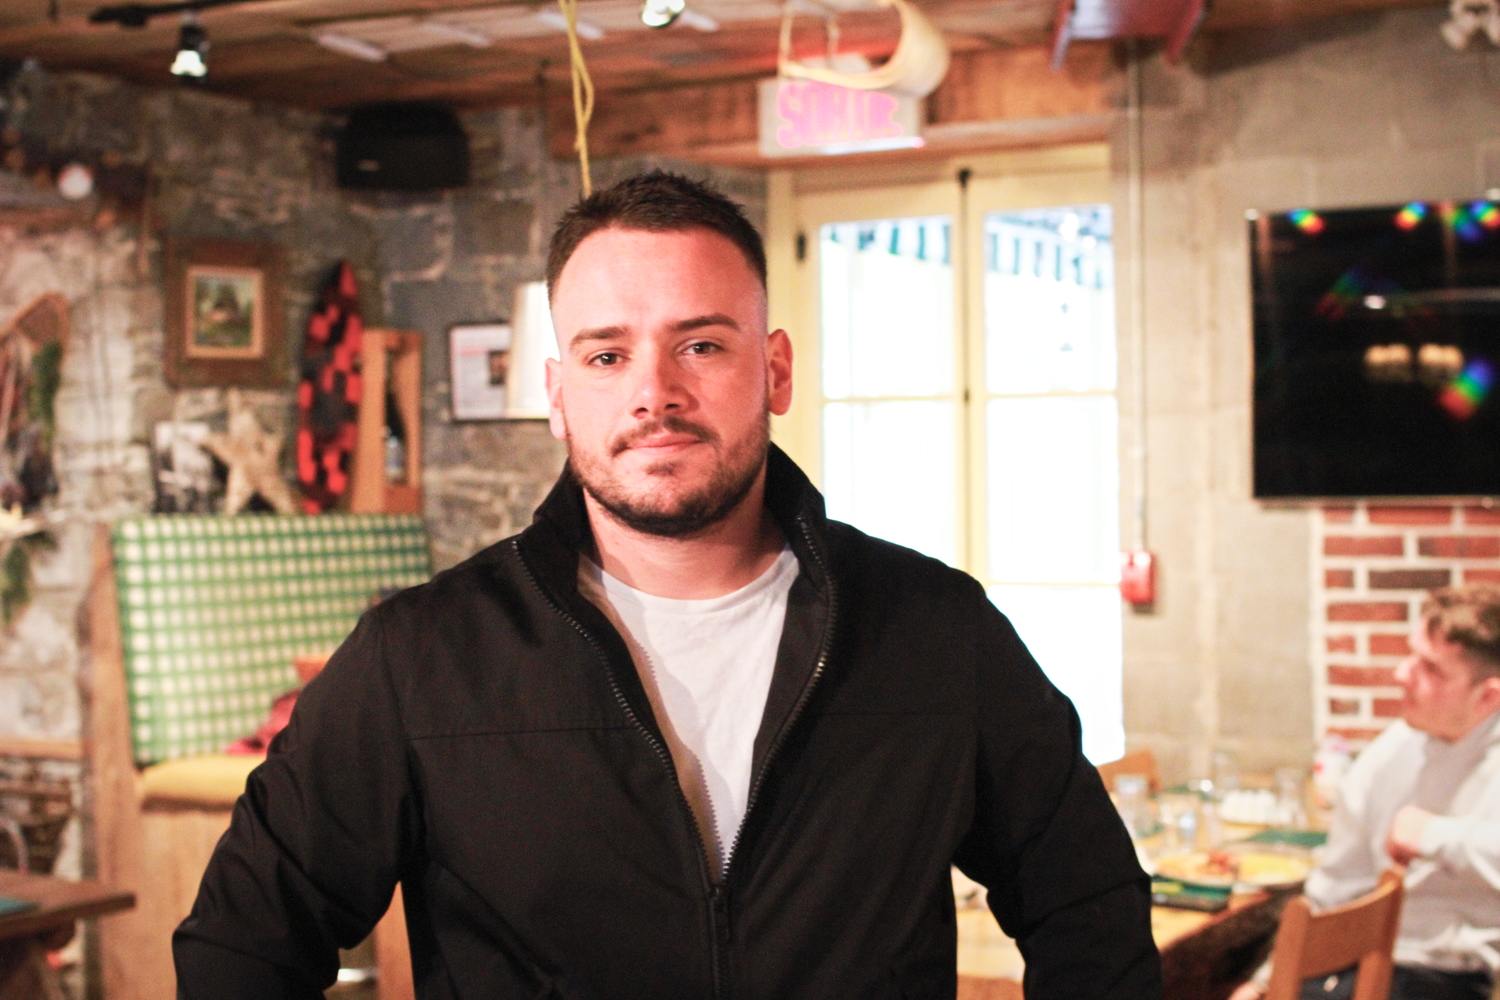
[1154,849,1313,889]
[1235,850,1314,888]
[1155,850,1241,888]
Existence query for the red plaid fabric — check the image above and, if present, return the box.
[297,262,363,513]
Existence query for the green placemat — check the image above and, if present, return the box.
[1243,828,1327,849]
[1150,876,1230,912]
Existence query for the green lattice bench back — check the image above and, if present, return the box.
[112,514,431,767]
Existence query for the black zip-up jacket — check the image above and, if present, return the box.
[174,446,1161,999]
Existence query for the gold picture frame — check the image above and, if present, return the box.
[165,239,285,387]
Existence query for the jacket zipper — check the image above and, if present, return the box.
[512,539,725,996]
[721,516,838,880]
[512,513,838,1000]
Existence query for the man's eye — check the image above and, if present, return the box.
[589,352,621,366]
[685,342,720,355]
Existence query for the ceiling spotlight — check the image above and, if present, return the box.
[170,13,208,79]
[641,0,686,28]
[56,162,94,201]
[1441,0,1500,48]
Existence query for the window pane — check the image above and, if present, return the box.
[821,218,954,399]
[987,584,1124,764]
[987,396,1119,583]
[823,400,957,565]
[985,207,1115,394]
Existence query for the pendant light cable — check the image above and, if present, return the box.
[557,0,595,197]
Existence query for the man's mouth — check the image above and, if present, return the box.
[625,439,704,460]
[611,419,717,457]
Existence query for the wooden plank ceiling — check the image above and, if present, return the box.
[0,0,1438,111]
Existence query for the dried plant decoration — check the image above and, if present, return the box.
[0,293,66,625]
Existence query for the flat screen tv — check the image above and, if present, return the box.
[1252,201,1500,498]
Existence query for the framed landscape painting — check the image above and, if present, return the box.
[165,239,286,387]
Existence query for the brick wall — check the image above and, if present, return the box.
[1313,503,1500,746]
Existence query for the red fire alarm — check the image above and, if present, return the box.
[1120,550,1155,606]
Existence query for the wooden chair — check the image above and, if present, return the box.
[86,515,430,1000]
[1264,867,1405,1000]
[1096,748,1161,794]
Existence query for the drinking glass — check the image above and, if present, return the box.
[1275,767,1309,829]
[1113,773,1152,840]
[1156,793,1199,855]
[1211,749,1239,799]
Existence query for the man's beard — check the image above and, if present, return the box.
[569,411,769,538]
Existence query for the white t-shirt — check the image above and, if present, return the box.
[577,548,799,874]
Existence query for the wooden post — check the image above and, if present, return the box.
[349,329,423,515]
[84,526,158,1000]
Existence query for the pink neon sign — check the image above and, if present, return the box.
[774,80,908,150]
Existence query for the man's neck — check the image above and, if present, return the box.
[584,474,786,600]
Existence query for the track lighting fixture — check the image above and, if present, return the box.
[1441,0,1500,48]
[640,0,686,28]
[169,13,208,78]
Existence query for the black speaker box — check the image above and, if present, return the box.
[336,102,469,191]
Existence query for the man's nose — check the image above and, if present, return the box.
[630,349,687,417]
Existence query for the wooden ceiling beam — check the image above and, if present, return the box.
[0,0,1455,112]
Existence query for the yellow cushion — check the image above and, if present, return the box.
[139,753,263,807]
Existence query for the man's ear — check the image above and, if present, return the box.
[545,358,567,441]
[767,329,793,417]
[1475,675,1500,717]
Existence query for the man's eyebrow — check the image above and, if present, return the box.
[568,314,742,351]
[672,313,741,334]
[568,325,628,350]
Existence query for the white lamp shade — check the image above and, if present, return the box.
[505,281,559,419]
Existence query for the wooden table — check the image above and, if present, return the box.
[0,870,135,1000]
[957,890,1286,1000]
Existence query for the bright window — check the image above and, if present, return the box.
[802,191,1122,762]
[982,207,1121,762]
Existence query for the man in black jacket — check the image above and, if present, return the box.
[174,172,1161,999]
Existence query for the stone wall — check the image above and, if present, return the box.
[0,68,381,902]
[1117,6,1500,781]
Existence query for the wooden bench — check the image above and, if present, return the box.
[85,513,430,1000]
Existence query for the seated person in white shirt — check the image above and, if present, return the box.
[1233,584,1500,1000]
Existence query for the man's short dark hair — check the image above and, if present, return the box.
[1424,584,1500,679]
[546,172,767,297]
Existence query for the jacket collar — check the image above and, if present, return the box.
[521,442,831,601]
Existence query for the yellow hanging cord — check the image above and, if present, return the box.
[557,0,596,197]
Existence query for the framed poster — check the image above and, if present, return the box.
[165,239,286,387]
[449,323,512,421]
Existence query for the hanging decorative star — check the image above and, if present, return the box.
[204,389,299,515]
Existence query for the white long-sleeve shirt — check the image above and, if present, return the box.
[1305,708,1500,974]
